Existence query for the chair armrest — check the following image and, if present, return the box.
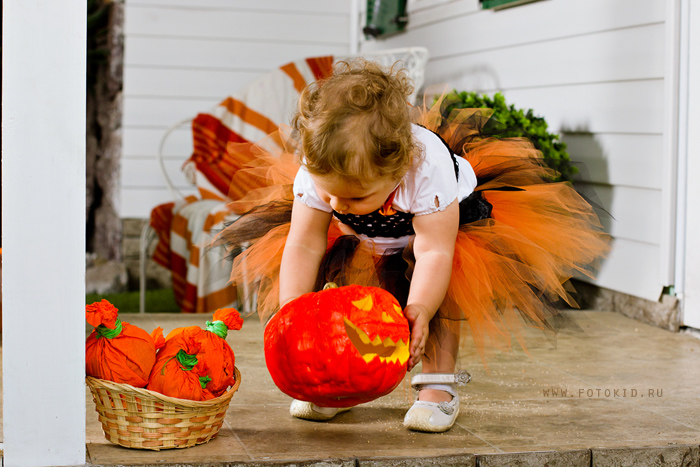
[158,117,193,201]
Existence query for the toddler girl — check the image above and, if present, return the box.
[217,59,608,433]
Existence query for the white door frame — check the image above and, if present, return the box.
[678,0,700,328]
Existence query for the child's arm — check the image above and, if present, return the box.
[405,200,459,370]
[279,199,332,308]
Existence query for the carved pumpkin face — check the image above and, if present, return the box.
[264,284,410,407]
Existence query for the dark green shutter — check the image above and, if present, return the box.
[480,0,541,10]
[364,0,408,39]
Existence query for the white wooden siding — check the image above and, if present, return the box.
[125,8,348,43]
[360,0,672,301]
[565,134,663,190]
[121,0,352,217]
[126,0,346,13]
[124,67,262,99]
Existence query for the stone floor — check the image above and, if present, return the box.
[77,309,700,466]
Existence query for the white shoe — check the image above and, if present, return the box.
[403,371,471,433]
[289,399,352,421]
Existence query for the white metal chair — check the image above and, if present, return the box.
[139,47,429,314]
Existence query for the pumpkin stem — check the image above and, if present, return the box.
[205,320,228,339]
[96,319,123,339]
[199,375,212,389]
[175,349,199,371]
[160,349,199,375]
[323,282,339,290]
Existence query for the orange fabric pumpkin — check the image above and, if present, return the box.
[264,284,410,407]
[161,308,243,397]
[147,330,215,401]
[150,326,165,351]
[85,299,157,387]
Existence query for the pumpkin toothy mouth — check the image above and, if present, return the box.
[343,318,409,365]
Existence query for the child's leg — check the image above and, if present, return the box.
[404,318,469,432]
[418,318,460,403]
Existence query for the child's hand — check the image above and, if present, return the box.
[404,303,431,371]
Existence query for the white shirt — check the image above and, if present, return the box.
[293,124,477,251]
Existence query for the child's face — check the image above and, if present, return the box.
[311,173,398,215]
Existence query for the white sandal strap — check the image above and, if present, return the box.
[410,370,471,389]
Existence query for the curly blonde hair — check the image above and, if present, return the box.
[292,58,419,184]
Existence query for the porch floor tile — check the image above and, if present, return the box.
[82,310,700,466]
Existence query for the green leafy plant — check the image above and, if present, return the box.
[441,91,577,182]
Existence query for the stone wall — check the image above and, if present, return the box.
[86,0,124,261]
[571,279,681,332]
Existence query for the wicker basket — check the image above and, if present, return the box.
[86,367,241,450]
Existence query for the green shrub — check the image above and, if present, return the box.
[440,91,577,182]
[86,289,179,314]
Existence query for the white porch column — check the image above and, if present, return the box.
[2,1,87,466]
[681,0,700,327]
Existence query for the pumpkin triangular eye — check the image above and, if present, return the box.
[351,295,373,311]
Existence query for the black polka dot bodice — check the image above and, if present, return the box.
[332,127,462,239]
[333,209,415,238]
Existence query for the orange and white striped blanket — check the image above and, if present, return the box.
[150,56,334,313]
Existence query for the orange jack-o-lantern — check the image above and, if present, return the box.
[264,284,410,407]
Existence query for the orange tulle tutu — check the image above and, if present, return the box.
[213,93,609,364]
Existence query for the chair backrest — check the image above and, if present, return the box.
[336,46,429,105]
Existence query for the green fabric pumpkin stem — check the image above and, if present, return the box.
[176,349,199,371]
[96,319,122,339]
[199,375,212,389]
[159,349,199,375]
[206,320,228,339]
